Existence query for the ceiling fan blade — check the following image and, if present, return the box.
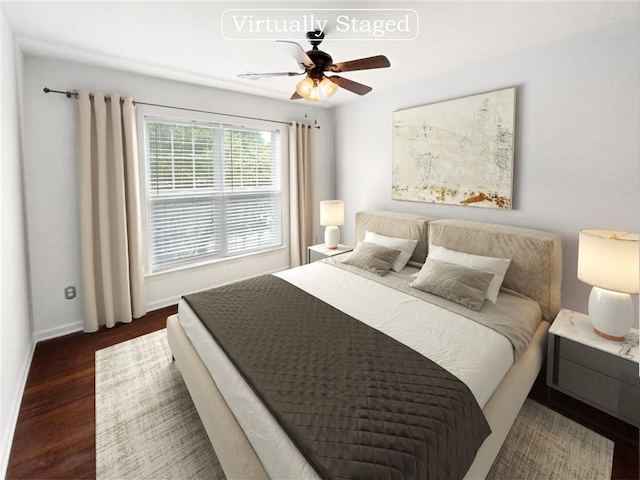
[276,41,315,70]
[330,55,390,73]
[238,72,303,80]
[290,91,303,100]
[328,76,373,96]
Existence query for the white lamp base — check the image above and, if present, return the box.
[324,226,340,249]
[588,286,633,341]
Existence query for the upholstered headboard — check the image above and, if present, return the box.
[429,219,562,322]
[355,210,436,264]
[354,211,562,322]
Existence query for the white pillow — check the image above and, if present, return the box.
[364,231,418,272]
[426,244,511,303]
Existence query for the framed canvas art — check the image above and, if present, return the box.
[392,87,516,209]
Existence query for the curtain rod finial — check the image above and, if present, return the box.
[43,87,50,94]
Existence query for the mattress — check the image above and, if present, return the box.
[178,260,533,479]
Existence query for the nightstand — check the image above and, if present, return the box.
[307,244,352,264]
[547,308,639,427]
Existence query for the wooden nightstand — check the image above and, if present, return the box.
[307,244,352,264]
[547,308,639,427]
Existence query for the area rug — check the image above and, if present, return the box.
[96,330,223,480]
[96,329,614,480]
[486,397,613,479]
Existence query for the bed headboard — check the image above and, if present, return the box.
[429,219,562,322]
[355,210,436,264]
[355,211,562,322]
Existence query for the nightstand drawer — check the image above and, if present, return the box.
[558,359,639,424]
[559,338,638,386]
[548,309,639,427]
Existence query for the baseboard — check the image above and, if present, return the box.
[33,320,83,342]
[0,338,35,479]
[146,296,182,313]
[145,266,290,313]
[32,268,291,338]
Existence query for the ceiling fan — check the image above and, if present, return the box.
[238,30,390,102]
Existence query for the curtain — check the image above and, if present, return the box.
[74,90,146,333]
[289,123,316,267]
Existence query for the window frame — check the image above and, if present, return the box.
[136,105,289,277]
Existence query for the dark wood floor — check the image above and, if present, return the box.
[6,306,175,480]
[6,305,639,479]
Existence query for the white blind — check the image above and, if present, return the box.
[145,118,282,272]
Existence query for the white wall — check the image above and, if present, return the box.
[23,56,334,338]
[334,18,640,323]
[0,9,34,478]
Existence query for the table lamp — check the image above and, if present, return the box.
[577,229,639,341]
[320,200,344,249]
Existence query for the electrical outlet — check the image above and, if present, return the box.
[64,286,76,300]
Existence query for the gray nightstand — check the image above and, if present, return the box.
[307,244,352,264]
[547,308,639,427]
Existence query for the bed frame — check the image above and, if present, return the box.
[167,211,562,479]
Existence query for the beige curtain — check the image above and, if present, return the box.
[74,90,146,333]
[289,123,316,266]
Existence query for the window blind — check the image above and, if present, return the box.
[145,118,282,272]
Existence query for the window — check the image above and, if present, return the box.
[144,117,282,273]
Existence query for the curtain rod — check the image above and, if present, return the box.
[43,87,320,129]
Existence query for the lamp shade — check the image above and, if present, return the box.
[320,77,338,99]
[320,200,344,227]
[295,77,314,98]
[577,229,639,294]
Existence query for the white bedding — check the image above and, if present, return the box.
[178,261,515,480]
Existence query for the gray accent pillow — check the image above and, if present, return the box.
[342,242,401,276]
[409,258,495,311]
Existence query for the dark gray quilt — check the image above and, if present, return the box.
[184,274,491,480]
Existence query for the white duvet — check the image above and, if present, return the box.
[178,261,514,480]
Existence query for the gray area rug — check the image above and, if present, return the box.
[96,330,223,480]
[486,397,613,480]
[96,329,614,480]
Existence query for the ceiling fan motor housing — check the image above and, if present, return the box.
[307,50,333,79]
[305,30,332,79]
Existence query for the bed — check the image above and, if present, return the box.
[167,210,562,479]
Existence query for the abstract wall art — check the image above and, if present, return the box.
[392,87,516,209]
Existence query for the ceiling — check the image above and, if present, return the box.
[3,1,638,107]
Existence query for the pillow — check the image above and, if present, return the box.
[364,231,419,272]
[409,258,495,311]
[343,242,401,276]
[427,245,511,303]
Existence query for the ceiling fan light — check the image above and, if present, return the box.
[320,77,338,98]
[307,85,320,102]
[295,76,315,98]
